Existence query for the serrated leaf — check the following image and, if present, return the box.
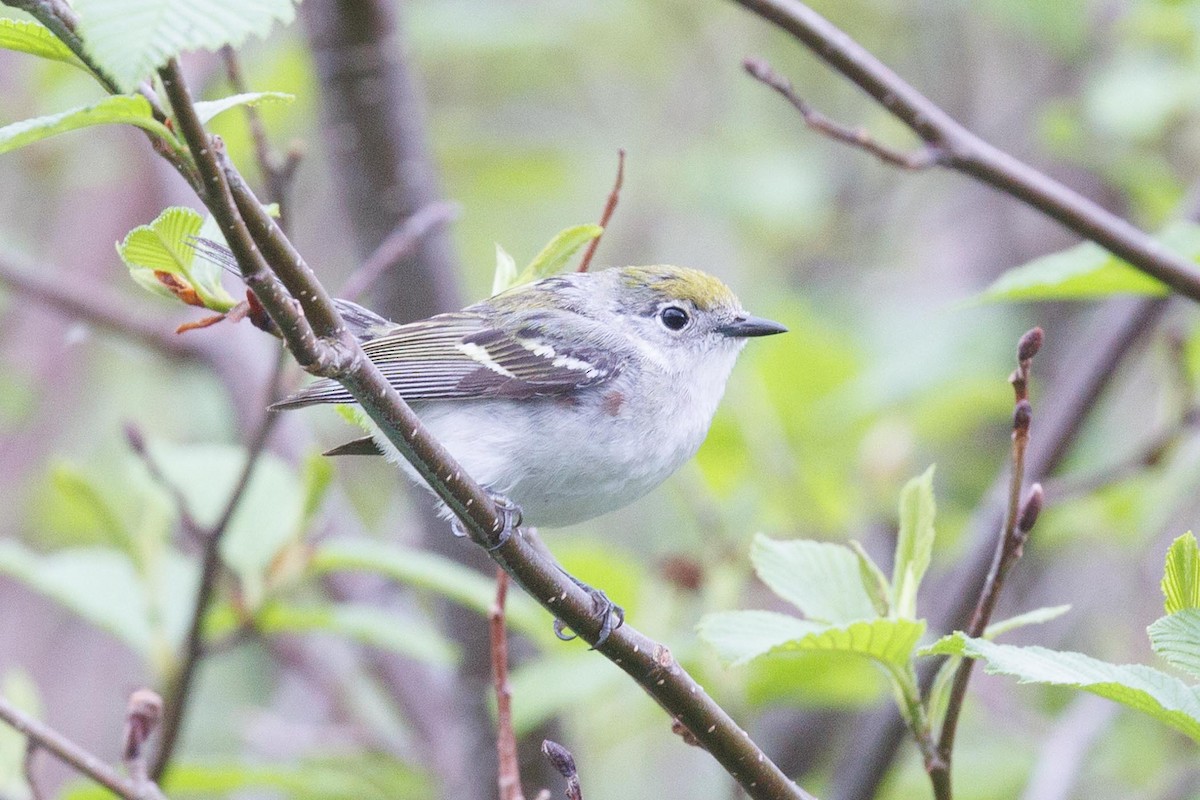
[194,91,295,125]
[927,633,1200,743]
[308,539,545,640]
[0,18,87,69]
[1163,532,1200,614]
[119,207,237,310]
[892,465,936,619]
[984,604,1072,639]
[750,534,878,624]
[512,224,603,287]
[0,94,173,156]
[491,242,518,295]
[1149,609,1200,681]
[253,602,458,665]
[698,610,925,669]
[73,0,299,91]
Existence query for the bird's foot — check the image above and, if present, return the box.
[553,572,625,648]
[450,492,522,551]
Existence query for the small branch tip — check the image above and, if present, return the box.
[1013,399,1032,433]
[1018,327,1044,362]
[1017,484,1044,534]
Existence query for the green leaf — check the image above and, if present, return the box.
[72,0,299,91]
[892,465,936,619]
[42,462,133,553]
[143,440,304,608]
[0,542,153,654]
[849,540,892,617]
[511,224,603,287]
[491,243,518,295]
[984,604,1072,639]
[193,91,295,125]
[698,610,925,669]
[979,221,1200,302]
[0,18,87,69]
[750,534,879,624]
[927,633,1200,743]
[508,653,622,736]
[1149,609,1200,681]
[300,453,334,524]
[308,539,546,640]
[251,602,458,665]
[119,206,237,311]
[1163,532,1200,614]
[0,94,173,156]
[64,754,428,800]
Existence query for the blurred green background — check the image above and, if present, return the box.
[3,0,1200,798]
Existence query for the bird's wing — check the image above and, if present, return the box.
[273,308,627,409]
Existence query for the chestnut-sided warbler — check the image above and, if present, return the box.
[275,265,786,527]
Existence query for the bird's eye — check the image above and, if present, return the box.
[659,306,690,331]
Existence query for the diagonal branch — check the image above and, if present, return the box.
[733,0,1200,304]
[155,58,813,800]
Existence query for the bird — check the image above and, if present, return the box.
[273,265,786,530]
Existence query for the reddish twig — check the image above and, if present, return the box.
[491,569,525,800]
[577,150,626,273]
[929,329,1048,797]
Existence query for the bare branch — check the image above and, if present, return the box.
[733,0,1200,303]
[340,201,460,302]
[0,693,166,800]
[743,58,942,169]
[149,352,287,780]
[156,57,812,800]
[0,254,208,364]
[930,330,1048,796]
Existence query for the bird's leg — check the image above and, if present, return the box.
[521,529,625,648]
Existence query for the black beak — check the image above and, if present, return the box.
[717,315,788,338]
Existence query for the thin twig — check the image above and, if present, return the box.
[340,201,461,302]
[577,150,626,273]
[149,350,288,781]
[491,569,525,800]
[929,329,1048,797]
[0,693,166,800]
[743,59,942,170]
[542,740,583,800]
[218,46,302,225]
[23,741,44,800]
[732,0,1200,303]
[154,57,814,800]
[0,253,208,364]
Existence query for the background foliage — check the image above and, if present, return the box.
[3,0,1200,798]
